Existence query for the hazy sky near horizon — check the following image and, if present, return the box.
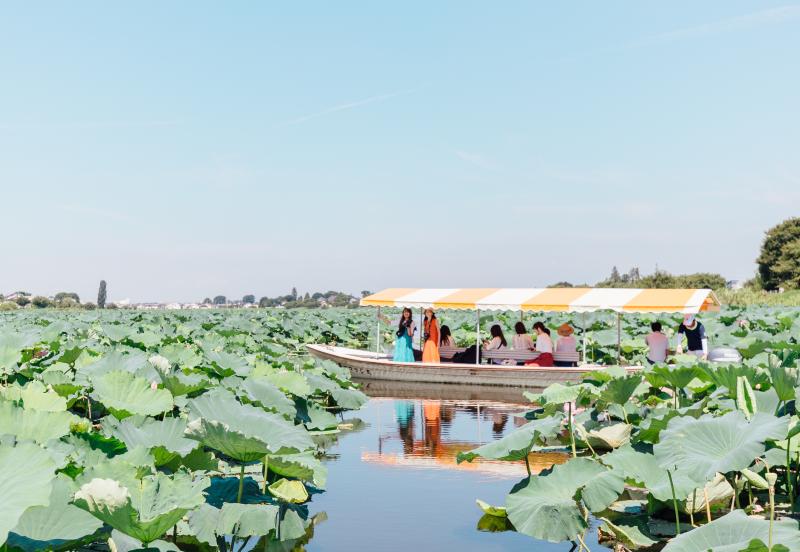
[1,2,798,303]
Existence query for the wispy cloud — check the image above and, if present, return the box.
[454,150,496,171]
[274,88,419,128]
[57,204,139,223]
[0,120,180,130]
[649,5,800,43]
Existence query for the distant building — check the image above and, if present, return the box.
[726,280,745,290]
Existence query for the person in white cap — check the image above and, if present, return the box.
[675,313,707,359]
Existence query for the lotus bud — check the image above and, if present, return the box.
[148,354,171,375]
[150,381,158,390]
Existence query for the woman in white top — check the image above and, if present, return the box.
[512,322,534,350]
[554,323,577,367]
[483,324,508,364]
[525,321,554,367]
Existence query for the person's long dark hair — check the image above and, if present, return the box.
[397,307,413,337]
[490,324,507,347]
[514,321,527,335]
[440,325,452,346]
[532,321,551,336]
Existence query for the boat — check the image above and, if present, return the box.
[307,343,636,387]
[308,287,720,387]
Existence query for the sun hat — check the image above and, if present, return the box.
[557,323,574,336]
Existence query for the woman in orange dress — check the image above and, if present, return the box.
[422,308,440,363]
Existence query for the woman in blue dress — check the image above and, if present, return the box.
[393,307,416,362]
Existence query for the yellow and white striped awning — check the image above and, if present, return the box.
[360,288,720,314]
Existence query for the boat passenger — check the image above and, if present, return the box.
[645,321,669,365]
[422,308,441,363]
[483,324,508,364]
[512,322,534,350]
[554,323,577,366]
[392,307,416,362]
[439,325,456,348]
[525,322,554,367]
[675,314,707,360]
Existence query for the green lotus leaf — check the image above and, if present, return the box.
[644,364,702,390]
[1,381,67,411]
[654,411,788,480]
[0,442,57,545]
[0,401,76,443]
[91,370,174,419]
[183,503,220,545]
[253,368,311,397]
[662,509,800,551]
[108,529,179,552]
[268,452,328,489]
[0,332,39,375]
[577,422,631,450]
[682,473,734,514]
[768,365,798,402]
[215,503,280,537]
[700,363,769,399]
[158,343,202,369]
[9,475,103,548]
[73,472,209,545]
[102,324,133,342]
[158,371,212,397]
[457,415,563,463]
[475,499,506,517]
[76,350,151,387]
[185,390,314,462]
[269,478,309,503]
[206,351,251,377]
[737,540,790,552]
[524,383,592,406]
[599,374,646,406]
[603,445,701,502]
[506,457,617,542]
[598,517,658,550]
[239,377,297,417]
[106,416,197,466]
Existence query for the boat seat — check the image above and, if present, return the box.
[481,349,580,366]
[439,346,466,359]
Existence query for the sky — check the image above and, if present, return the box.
[1,1,798,303]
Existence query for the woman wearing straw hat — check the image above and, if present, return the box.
[554,323,577,367]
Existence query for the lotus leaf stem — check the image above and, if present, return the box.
[576,532,589,552]
[568,402,577,458]
[667,469,681,535]
[703,487,712,523]
[237,464,245,503]
[769,483,775,551]
[689,488,696,526]
[787,437,794,507]
[524,454,531,476]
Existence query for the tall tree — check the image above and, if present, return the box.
[213,295,227,305]
[242,294,255,304]
[291,287,298,300]
[757,217,800,291]
[610,266,621,282]
[97,280,107,309]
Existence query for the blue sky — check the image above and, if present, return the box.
[1,2,798,302]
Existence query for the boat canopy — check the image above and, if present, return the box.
[360,288,720,314]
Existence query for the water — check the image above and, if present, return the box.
[306,380,611,551]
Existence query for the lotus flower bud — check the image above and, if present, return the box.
[766,472,778,487]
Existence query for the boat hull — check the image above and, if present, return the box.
[306,344,637,388]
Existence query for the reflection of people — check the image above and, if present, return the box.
[645,321,669,364]
[422,308,441,363]
[422,401,442,451]
[395,400,415,454]
[491,412,508,437]
[676,314,707,360]
[525,322,554,367]
[387,308,415,362]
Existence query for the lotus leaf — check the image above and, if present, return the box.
[91,370,174,419]
[1,381,67,411]
[475,499,506,517]
[106,416,197,466]
[603,445,700,502]
[598,517,658,550]
[269,478,309,503]
[268,453,328,489]
[0,401,75,443]
[661,509,800,551]
[457,415,563,463]
[0,442,57,545]
[239,377,297,417]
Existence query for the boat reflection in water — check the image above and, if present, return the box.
[357,378,569,479]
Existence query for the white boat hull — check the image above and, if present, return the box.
[306,344,639,388]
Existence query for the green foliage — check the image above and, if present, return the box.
[758,217,800,291]
[97,280,107,309]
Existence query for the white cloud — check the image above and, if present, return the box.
[454,150,496,171]
[274,88,419,128]
[650,5,800,43]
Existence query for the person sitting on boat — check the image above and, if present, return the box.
[439,325,456,347]
[554,323,576,366]
[675,313,707,360]
[525,321,554,367]
[422,308,440,363]
[512,322,534,350]
[387,307,415,362]
[645,321,669,365]
[483,324,508,364]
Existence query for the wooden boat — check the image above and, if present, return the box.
[306,344,639,387]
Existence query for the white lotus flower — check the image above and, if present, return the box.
[148,354,171,375]
[75,478,130,511]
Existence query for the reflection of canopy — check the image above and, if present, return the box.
[361,288,720,314]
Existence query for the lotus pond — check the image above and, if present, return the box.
[1,307,800,551]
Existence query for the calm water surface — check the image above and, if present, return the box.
[306,381,611,551]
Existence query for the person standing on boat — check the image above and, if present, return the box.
[525,322,554,367]
[389,307,416,362]
[422,308,440,363]
[675,313,708,360]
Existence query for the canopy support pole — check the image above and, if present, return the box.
[419,307,424,356]
[616,312,622,365]
[581,311,587,365]
[375,306,381,358]
[475,309,481,365]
